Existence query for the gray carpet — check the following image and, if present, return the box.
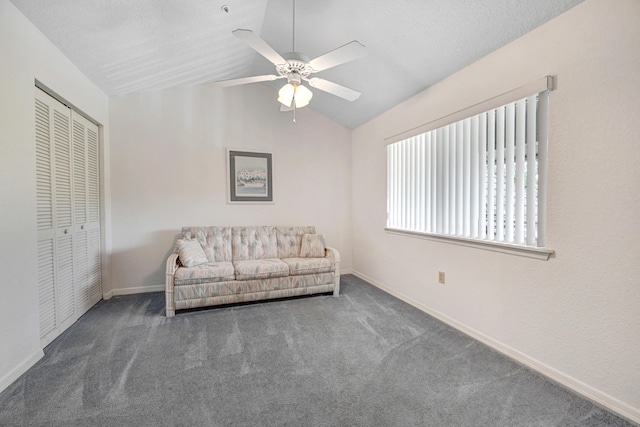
[0,275,636,426]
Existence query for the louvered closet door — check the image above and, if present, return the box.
[52,97,76,335]
[72,112,102,314]
[85,119,102,307]
[36,89,77,346]
[35,93,57,343]
[36,88,102,347]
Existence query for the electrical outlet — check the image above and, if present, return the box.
[438,271,445,284]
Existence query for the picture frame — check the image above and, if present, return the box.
[227,149,273,203]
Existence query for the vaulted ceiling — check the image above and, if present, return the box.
[11,0,583,128]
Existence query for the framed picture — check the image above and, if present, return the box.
[227,149,273,203]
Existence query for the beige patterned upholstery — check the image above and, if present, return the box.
[173,272,335,303]
[282,257,334,276]
[276,226,315,258]
[232,226,278,261]
[166,226,341,317]
[174,238,208,267]
[174,262,235,286]
[182,226,232,263]
[233,259,289,280]
[300,233,326,257]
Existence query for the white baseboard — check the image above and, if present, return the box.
[351,270,640,425]
[110,284,165,297]
[0,349,44,394]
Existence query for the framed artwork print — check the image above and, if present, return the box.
[227,149,273,203]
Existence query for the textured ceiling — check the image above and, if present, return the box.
[11,0,583,129]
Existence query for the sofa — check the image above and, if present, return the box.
[165,226,341,317]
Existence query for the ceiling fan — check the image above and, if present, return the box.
[216,0,366,113]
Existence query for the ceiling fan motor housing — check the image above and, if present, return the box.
[277,52,314,81]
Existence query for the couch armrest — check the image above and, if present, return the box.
[166,252,180,276]
[325,246,341,296]
[165,252,179,317]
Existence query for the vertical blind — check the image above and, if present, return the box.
[387,90,549,248]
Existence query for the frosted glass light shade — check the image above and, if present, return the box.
[277,82,314,109]
[294,84,313,108]
[277,83,295,107]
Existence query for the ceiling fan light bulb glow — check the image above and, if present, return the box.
[294,84,313,108]
[277,83,295,107]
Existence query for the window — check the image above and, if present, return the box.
[386,78,553,258]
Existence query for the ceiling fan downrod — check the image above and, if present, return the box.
[292,0,296,53]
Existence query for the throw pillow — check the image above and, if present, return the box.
[300,234,325,258]
[175,238,208,267]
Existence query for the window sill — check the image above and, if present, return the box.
[385,228,555,260]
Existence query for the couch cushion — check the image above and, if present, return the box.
[174,262,235,286]
[233,258,289,280]
[182,226,232,262]
[175,238,208,267]
[232,226,278,261]
[276,226,316,258]
[300,233,326,258]
[282,257,334,276]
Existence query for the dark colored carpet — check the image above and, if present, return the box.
[0,275,636,426]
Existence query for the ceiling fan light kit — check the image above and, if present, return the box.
[277,71,313,109]
[278,82,313,109]
[215,0,366,121]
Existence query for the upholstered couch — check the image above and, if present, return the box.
[165,226,340,317]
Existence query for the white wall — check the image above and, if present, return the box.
[352,0,640,422]
[0,0,109,392]
[108,82,352,294]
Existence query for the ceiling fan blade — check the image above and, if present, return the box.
[216,75,282,87]
[308,78,361,101]
[232,29,287,65]
[308,41,366,72]
[280,103,294,112]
